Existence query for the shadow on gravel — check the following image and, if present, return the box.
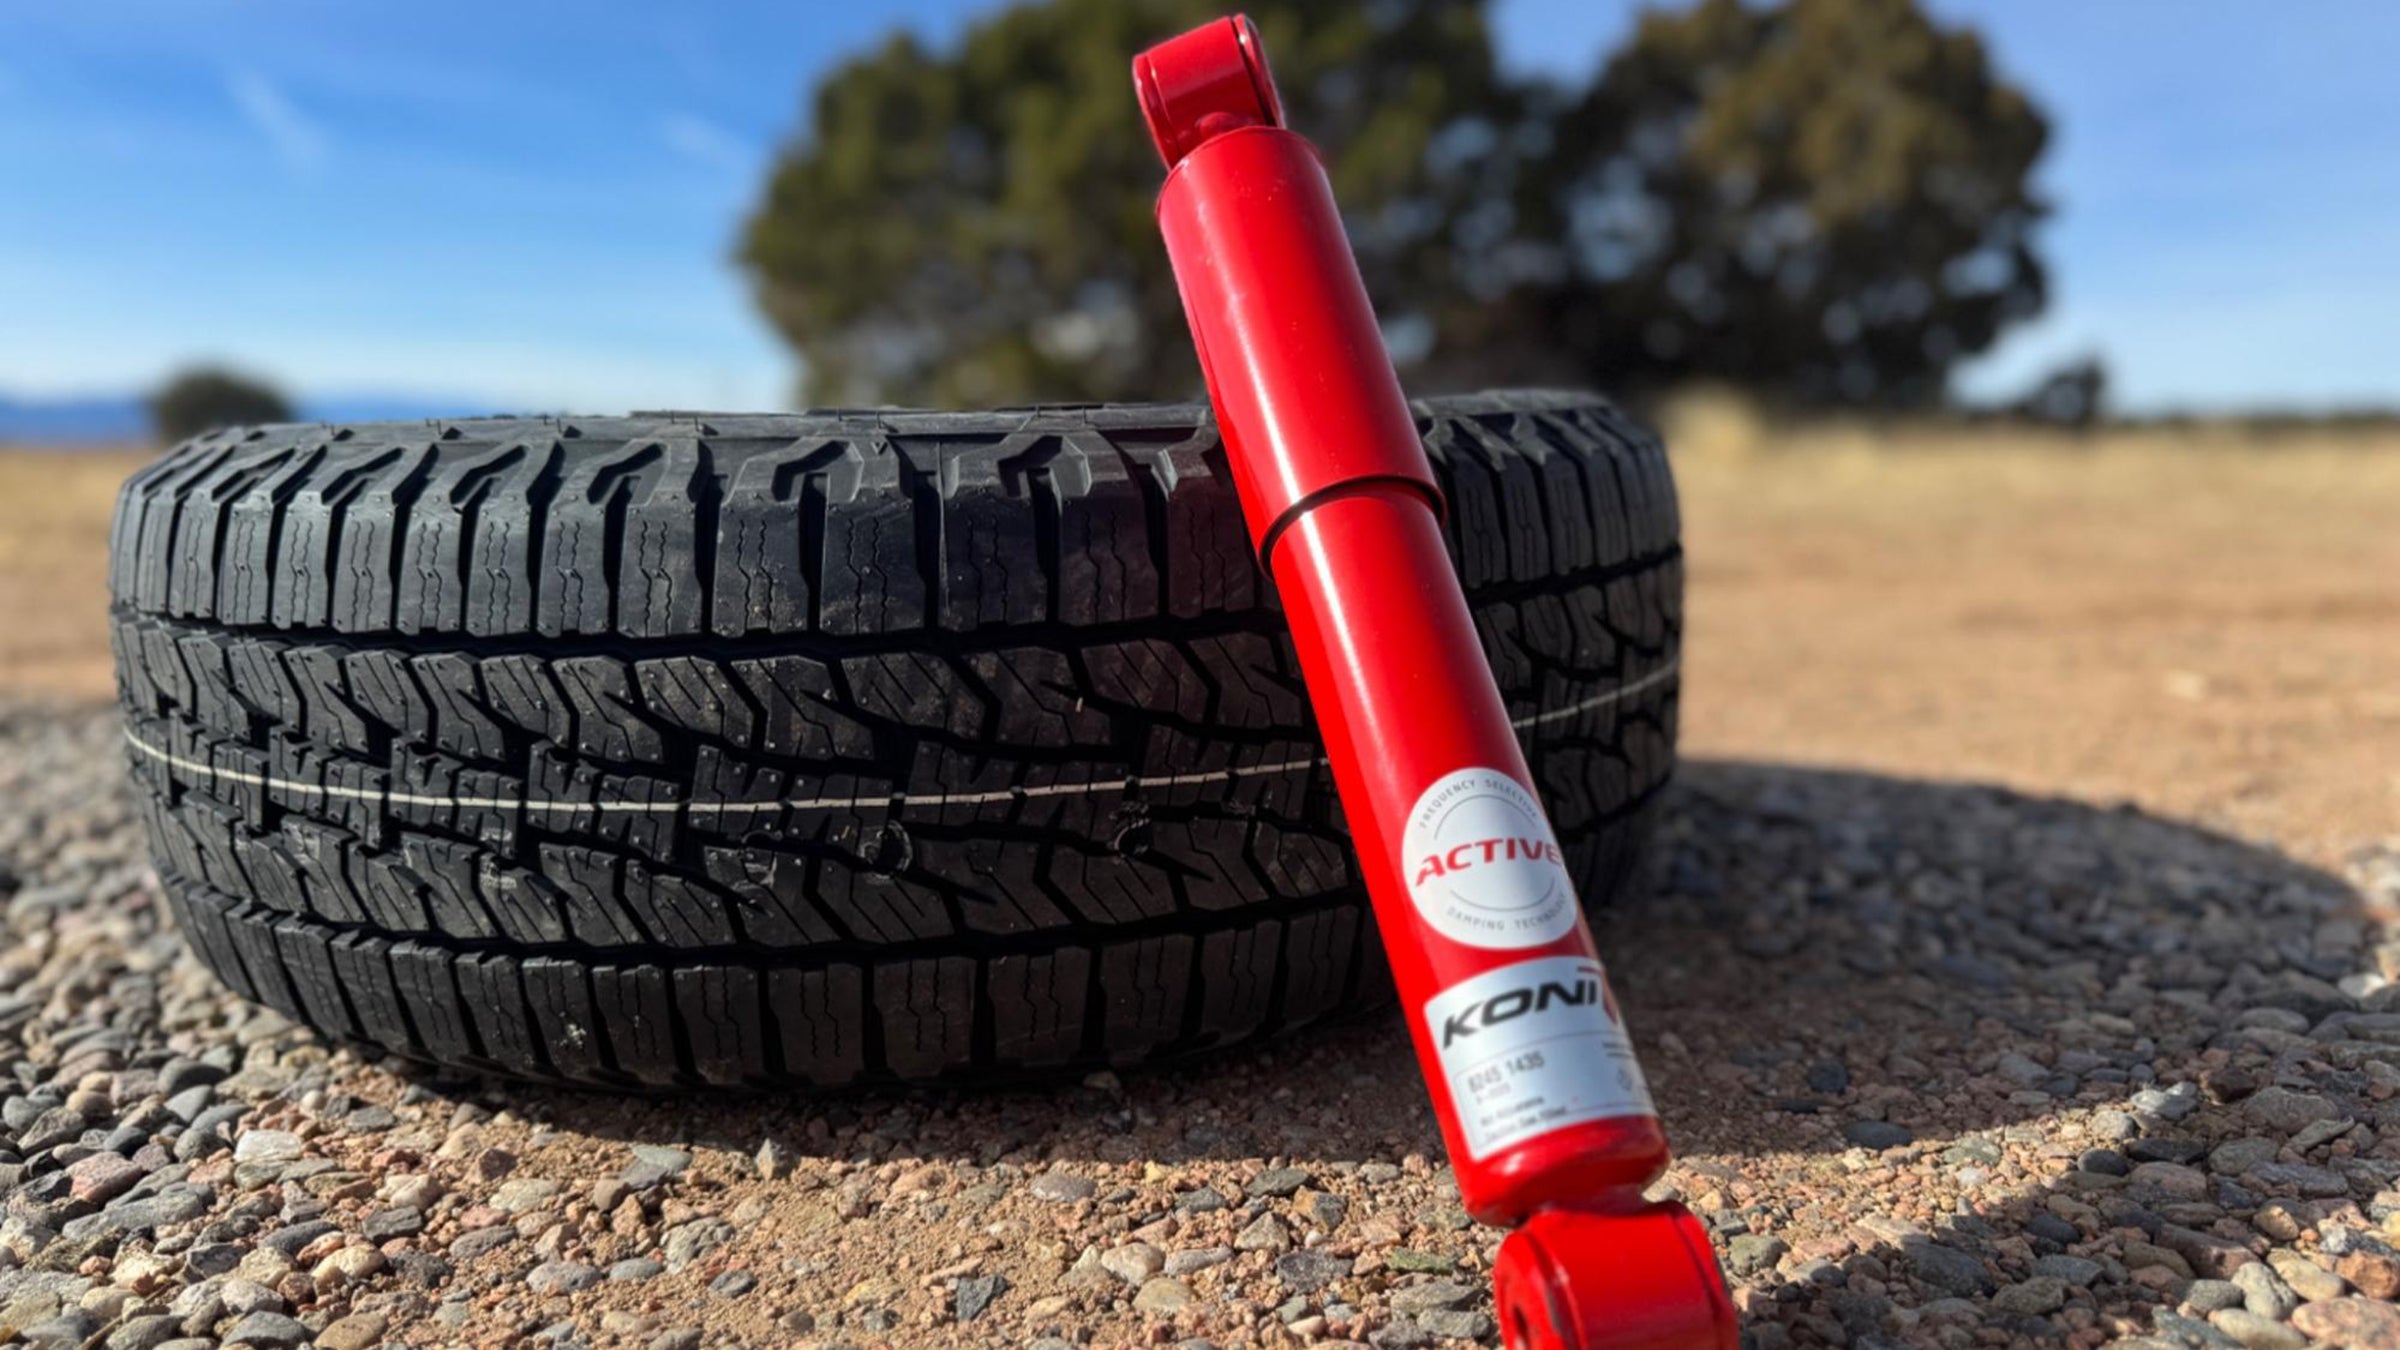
[419,755,2373,1157]
[388,760,2399,1343]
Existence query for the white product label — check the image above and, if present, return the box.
[1400,768,1578,949]
[1424,955,1655,1160]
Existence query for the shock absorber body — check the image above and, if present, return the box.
[1134,18,1736,1350]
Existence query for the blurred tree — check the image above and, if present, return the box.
[151,368,293,442]
[743,0,1506,407]
[2010,356,2107,427]
[1517,0,2051,405]
[743,0,2047,408]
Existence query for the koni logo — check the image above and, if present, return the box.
[1434,958,1622,1049]
[1399,767,1579,949]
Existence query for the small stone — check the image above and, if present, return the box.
[2210,1138,2280,1177]
[1252,1166,1312,1197]
[2245,1087,2343,1135]
[2234,1261,2299,1319]
[1994,1051,2048,1084]
[488,1178,562,1214]
[526,1261,601,1296]
[1029,1169,1097,1203]
[1902,1241,1994,1296]
[450,1226,516,1260]
[2130,1161,2209,1200]
[1297,1190,1346,1228]
[2334,1250,2400,1300]
[103,1315,179,1350]
[67,1153,144,1204]
[2077,1149,2131,1177]
[1133,1277,1195,1313]
[219,1279,286,1315]
[1174,1186,1228,1214]
[1841,1121,1913,1150]
[2267,1249,2346,1302]
[314,1314,388,1350]
[2091,1109,2141,1141]
[2292,1298,2400,1347]
[1102,1242,1165,1285]
[710,1269,757,1298]
[231,1130,303,1165]
[1276,1250,1351,1293]
[2208,1309,2305,1350]
[1805,1060,1851,1094]
[611,1258,664,1282]
[622,1146,690,1190]
[1990,1276,2066,1316]
[2125,1242,2196,1279]
[2034,1254,2103,1287]
[648,1331,704,1350]
[1389,1280,1475,1315]
[2126,1137,2207,1165]
[2251,1161,2350,1197]
[756,1137,795,1181]
[1166,1247,1234,1277]
[662,1217,734,1269]
[1386,1249,1459,1273]
[2184,1279,2245,1313]
[1420,1310,1496,1341]
[1726,1234,1788,1277]
[953,1273,1005,1322]
[2133,1082,2202,1121]
[219,1312,309,1348]
[1235,1212,1292,1253]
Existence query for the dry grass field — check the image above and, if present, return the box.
[0,446,154,701]
[1661,402,2400,861]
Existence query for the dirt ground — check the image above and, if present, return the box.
[1666,410,2400,864]
[4,419,2399,1349]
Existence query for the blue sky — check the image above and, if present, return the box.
[3,1,2394,416]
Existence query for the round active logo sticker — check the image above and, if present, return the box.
[1400,767,1579,949]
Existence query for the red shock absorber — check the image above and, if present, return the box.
[1134,18,1737,1350]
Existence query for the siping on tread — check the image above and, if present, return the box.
[113,393,1684,1088]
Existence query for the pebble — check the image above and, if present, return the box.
[1991,1276,2067,1316]
[2208,1308,2305,1350]
[1726,1234,1787,1277]
[1101,1242,1165,1285]
[1134,1277,1195,1313]
[1841,1120,1913,1150]
[218,1312,309,1347]
[709,1268,757,1298]
[1388,1280,1475,1315]
[2243,1087,2343,1135]
[953,1272,1005,1321]
[1252,1166,1312,1197]
[229,1130,302,1165]
[1028,1169,1097,1203]
[2291,1297,2400,1346]
[526,1261,601,1296]
[1276,1250,1350,1293]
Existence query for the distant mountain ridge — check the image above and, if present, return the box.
[0,391,500,443]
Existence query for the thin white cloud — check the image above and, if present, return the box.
[226,69,328,172]
[660,112,752,174]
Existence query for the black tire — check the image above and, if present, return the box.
[109,393,1681,1090]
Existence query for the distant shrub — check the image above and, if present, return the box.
[151,368,294,443]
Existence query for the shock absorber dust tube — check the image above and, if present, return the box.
[1133,16,1737,1350]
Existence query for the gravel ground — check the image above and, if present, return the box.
[5,698,2399,1350]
